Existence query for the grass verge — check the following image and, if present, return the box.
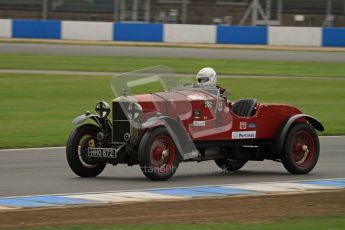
[1,53,345,78]
[17,215,345,230]
[0,72,344,148]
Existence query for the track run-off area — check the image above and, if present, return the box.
[0,136,344,197]
[1,42,345,62]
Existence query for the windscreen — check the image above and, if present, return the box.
[111,65,194,97]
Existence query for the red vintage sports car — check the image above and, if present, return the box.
[66,66,324,181]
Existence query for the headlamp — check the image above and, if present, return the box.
[95,101,111,118]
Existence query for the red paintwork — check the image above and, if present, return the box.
[134,89,304,141]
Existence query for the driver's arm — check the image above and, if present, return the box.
[217,86,227,99]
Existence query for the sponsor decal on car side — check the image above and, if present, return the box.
[248,123,256,128]
[232,131,256,139]
[193,121,206,127]
[204,101,213,108]
[240,122,247,130]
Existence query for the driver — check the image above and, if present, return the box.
[196,67,217,88]
[196,67,227,98]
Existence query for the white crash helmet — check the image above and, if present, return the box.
[196,67,217,88]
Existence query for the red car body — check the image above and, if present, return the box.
[133,90,303,141]
[67,68,324,181]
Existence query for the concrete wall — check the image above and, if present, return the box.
[12,20,61,39]
[268,27,322,47]
[217,26,267,45]
[1,19,344,47]
[114,23,163,42]
[62,21,113,41]
[0,19,11,38]
[164,24,216,44]
[322,28,345,47]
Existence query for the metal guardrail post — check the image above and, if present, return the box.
[181,0,188,24]
[277,0,282,22]
[266,0,271,20]
[145,0,151,22]
[114,0,119,21]
[326,0,332,16]
[42,0,48,20]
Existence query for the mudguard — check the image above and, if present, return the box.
[141,115,198,160]
[274,114,324,154]
[72,112,111,133]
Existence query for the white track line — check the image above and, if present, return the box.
[0,146,65,152]
[0,206,17,211]
[227,182,335,193]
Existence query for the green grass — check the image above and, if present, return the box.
[0,72,344,148]
[1,53,345,78]
[0,74,112,148]
[18,215,345,230]
[0,53,344,148]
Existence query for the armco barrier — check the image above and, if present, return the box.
[12,19,61,39]
[114,23,163,42]
[0,19,344,47]
[322,28,345,47]
[217,26,268,45]
[62,21,113,41]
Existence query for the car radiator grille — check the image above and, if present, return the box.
[112,101,130,143]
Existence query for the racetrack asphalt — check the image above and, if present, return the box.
[1,43,345,62]
[0,136,343,198]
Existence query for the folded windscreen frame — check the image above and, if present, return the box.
[111,65,191,128]
[111,66,199,159]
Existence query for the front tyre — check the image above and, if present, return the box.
[66,124,106,177]
[139,127,180,181]
[282,123,320,174]
[215,159,247,171]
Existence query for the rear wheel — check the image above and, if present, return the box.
[139,127,179,181]
[66,124,106,177]
[282,123,319,174]
[215,158,247,171]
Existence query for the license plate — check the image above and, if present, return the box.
[88,148,118,158]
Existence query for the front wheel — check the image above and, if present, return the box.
[282,123,320,174]
[215,158,247,171]
[66,124,106,177]
[138,127,180,181]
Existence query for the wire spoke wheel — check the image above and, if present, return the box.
[282,123,320,175]
[139,127,180,181]
[150,135,176,173]
[291,131,315,167]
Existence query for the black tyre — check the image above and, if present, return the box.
[232,99,257,117]
[215,158,247,171]
[138,126,180,181]
[66,124,106,177]
[282,123,320,174]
